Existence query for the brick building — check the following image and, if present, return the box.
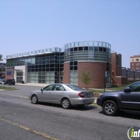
[63,41,111,88]
[130,55,140,71]
[5,41,140,88]
[111,53,140,86]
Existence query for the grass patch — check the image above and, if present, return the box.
[0,86,18,90]
[106,85,126,91]
[90,85,126,97]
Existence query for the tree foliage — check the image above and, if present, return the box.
[0,54,2,61]
[80,71,91,89]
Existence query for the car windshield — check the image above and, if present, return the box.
[66,85,83,91]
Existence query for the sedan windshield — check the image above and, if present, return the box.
[66,85,83,91]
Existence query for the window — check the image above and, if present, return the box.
[103,47,106,52]
[67,85,83,91]
[74,47,77,51]
[136,58,139,62]
[89,47,93,50]
[129,82,140,92]
[99,47,103,52]
[43,85,54,91]
[84,47,88,50]
[116,55,119,66]
[94,47,98,51]
[54,85,65,91]
[78,47,83,51]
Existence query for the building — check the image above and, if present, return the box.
[111,52,140,86]
[5,41,140,88]
[63,41,111,88]
[6,48,64,84]
[111,52,127,86]
[130,55,140,71]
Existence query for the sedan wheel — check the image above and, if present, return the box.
[103,100,118,116]
[31,95,38,104]
[61,98,71,109]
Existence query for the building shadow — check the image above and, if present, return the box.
[38,102,97,111]
[98,110,140,120]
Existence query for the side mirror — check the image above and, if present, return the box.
[41,89,43,91]
[124,87,131,92]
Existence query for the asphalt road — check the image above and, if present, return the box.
[0,85,140,140]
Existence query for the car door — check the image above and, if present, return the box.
[40,85,55,103]
[121,82,140,110]
[50,85,65,104]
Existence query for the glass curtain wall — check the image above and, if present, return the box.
[7,51,64,84]
[27,52,64,83]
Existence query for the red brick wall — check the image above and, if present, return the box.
[111,53,124,86]
[63,63,70,83]
[5,69,14,80]
[78,62,107,88]
[115,77,127,86]
[111,53,122,76]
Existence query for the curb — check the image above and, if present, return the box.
[0,89,4,91]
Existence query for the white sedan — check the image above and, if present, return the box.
[29,84,94,109]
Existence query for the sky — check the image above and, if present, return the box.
[0,0,140,68]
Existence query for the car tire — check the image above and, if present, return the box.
[103,100,118,116]
[31,95,38,104]
[61,98,71,109]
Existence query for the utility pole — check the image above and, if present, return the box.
[104,71,107,92]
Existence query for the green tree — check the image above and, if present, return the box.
[0,54,3,61]
[80,71,91,89]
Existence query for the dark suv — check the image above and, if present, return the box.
[97,81,140,116]
[4,79,15,85]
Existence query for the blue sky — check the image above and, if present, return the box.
[0,0,140,67]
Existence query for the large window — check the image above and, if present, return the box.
[70,70,78,85]
[7,52,64,84]
[129,82,140,92]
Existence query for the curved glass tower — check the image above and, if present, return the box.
[63,41,111,87]
[64,41,111,62]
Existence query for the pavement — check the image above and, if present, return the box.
[15,83,48,87]
[0,85,139,140]
[1,83,99,104]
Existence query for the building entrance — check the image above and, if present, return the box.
[16,71,23,83]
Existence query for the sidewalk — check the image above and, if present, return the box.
[15,83,48,87]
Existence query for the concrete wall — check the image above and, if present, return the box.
[14,65,27,83]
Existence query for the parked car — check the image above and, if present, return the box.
[0,79,2,84]
[1,79,5,84]
[29,84,94,109]
[4,79,15,85]
[97,81,140,116]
